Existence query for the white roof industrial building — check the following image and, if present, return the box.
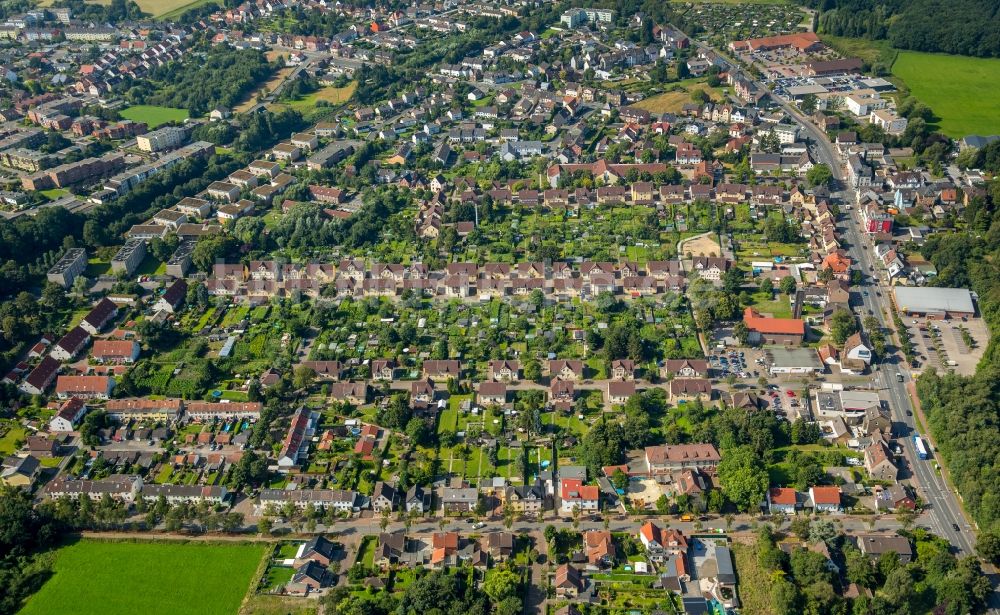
[892,287,975,318]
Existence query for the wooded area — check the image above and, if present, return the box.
[797,0,1000,58]
[915,178,1000,542]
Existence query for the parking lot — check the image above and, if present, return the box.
[707,347,805,419]
[708,348,759,380]
[907,317,989,376]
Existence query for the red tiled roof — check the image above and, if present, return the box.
[769,487,796,505]
[743,308,805,335]
[810,485,841,505]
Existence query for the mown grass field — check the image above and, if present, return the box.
[892,51,1000,138]
[21,540,268,615]
[120,105,189,128]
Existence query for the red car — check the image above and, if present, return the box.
[786,390,796,397]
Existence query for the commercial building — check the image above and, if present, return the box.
[766,347,823,375]
[892,287,975,319]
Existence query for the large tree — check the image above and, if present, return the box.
[717,445,769,512]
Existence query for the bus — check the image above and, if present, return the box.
[913,435,929,460]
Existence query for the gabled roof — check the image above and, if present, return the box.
[743,307,805,335]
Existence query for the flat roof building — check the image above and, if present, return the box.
[767,347,823,375]
[47,248,87,288]
[892,287,975,319]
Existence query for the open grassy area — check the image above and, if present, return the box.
[820,35,898,70]
[21,540,268,615]
[633,78,726,114]
[732,542,774,615]
[39,188,69,201]
[120,105,189,128]
[0,421,25,455]
[278,82,357,113]
[235,66,295,113]
[892,51,1000,138]
[156,0,216,19]
[241,595,318,615]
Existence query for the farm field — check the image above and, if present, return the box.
[892,51,1000,138]
[20,540,268,615]
[120,105,189,128]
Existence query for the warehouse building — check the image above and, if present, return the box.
[892,287,975,320]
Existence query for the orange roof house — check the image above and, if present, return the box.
[584,530,615,566]
[821,251,852,275]
[743,308,805,344]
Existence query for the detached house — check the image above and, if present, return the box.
[554,564,585,598]
[405,484,430,513]
[503,481,545,513]
[767,487,799,515]
[549,359,584,381]
[639,522,688,563]
[690,257,731,281]
[423,360,461,380]
[371,481,397,513]
[583,530,615,567]
[661,359,709,379]
[809,486,842,513]
[610,359,635,381]
[668,378,712,403]
[489,360,520,381]
[607,380,636,405]
[559,478,599,513]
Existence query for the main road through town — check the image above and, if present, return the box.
[759,82,1000,611]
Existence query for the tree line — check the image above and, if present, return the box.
[798,0,1000,58]
[914,177,1000,557]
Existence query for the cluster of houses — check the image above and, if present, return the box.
[203,257,715,301]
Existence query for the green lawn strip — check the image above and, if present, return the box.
[21,540,267,615]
